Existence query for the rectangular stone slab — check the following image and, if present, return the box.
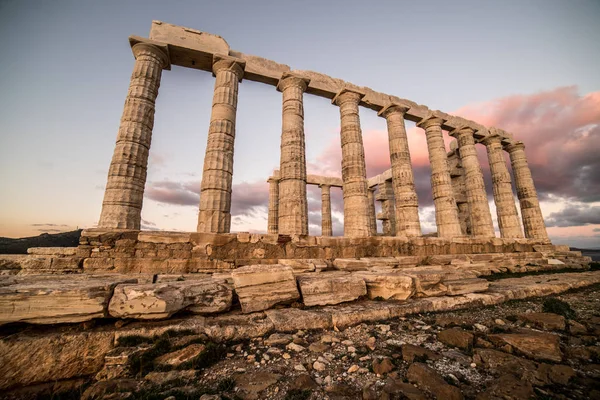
[353,271,414,300]
[297,272,366,306]
[231,264,300,313]
[0,275,139,325]
[108,279,233,319]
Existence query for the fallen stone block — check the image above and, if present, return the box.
[108,279,232,319]
[297,272,366,306]
[445,278,489,296]
[0,275,138,325]
[0,331,114,390]
[332,258,370,271]
[517,312,566,331]
[353,271,414,300]
[488,330,562,362]
[407,362,463,400]
[231,264,300,313]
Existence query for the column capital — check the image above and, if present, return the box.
[332,87,366,106]
[276,72,310,92]
[479,132,503,146]
[319,183,331,189]
[377,102,411,118]
[504,141,526,153]
[212,54,246,81]
[129,36,170,70]
[267,176,279,184]
[416,113,446,130]
[448,125,476,139]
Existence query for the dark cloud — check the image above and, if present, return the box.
[145,180,268,218]
[457,87,600,204]
[30,223,69,227]
[545,204,600,227]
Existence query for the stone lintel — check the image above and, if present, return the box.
[128,36,171,70]
[145,21,513,143]
[367,169,392,189]
[269,170,343,188]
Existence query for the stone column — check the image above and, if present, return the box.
[367,188,377,235]
[98,41,170,229]
[267,177,279,234]
[416,116,462,238]
[505,141,549,240]
[197,55,245,233]
[450,127,495,237]
[481,133,524,238]
[377,181,397,236]
[277,73,310,235]
[320,184,333,236]
[377,104,421,236]
[332,89,370,237]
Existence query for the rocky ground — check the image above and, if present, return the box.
[5,283,597,400]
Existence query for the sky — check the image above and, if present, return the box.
[0,0,599,248]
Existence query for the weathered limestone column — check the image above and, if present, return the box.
[197,55,246,233]
[367,188,377,236]
[276,73,310,235]
[267,177,279,234]
[416,116,462,238]
[377,181,397,236]
[320,184,333,236]
[98,40,170,229]
[505,141,549,240]
[332,89,370,237]
[377,104,421,236]
[449,127,495,237]
[481,133,524,238]
[448,142,472,235]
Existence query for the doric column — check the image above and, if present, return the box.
[98,41,170,229]
[267,177,279,234]
[505,141,549,241]
[480,133,524,238]
[276,73,310,235]
[332,88,370,237]
[367,188,377,236]
[377,104,421,236]
[197,55,245,233]
[320,184,333,236]
[377,181,397,236]
[416,116,462,238]
[449,127,495,237]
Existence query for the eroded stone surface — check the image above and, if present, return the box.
[297,272,366,306]
[0,275,138,325]
[231,264,299,313]
[108,279,232,319]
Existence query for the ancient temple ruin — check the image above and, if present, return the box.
[1,22,597,394]
[92,20,550,256]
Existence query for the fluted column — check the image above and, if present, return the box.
[450,127,495,237]
[367,188,377,236]
[98,41,170,229]
[377,181,397,236]
[332,89,370,237]
[378,104,421,236]
[267,177,279,234]
[481,133,523,238]
[320,184,333,236]
[277,73,310,235]
[417,116,462,238]
[505,141,549,241]
[197,55,245,233]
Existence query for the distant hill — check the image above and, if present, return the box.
[0,230,82,254]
